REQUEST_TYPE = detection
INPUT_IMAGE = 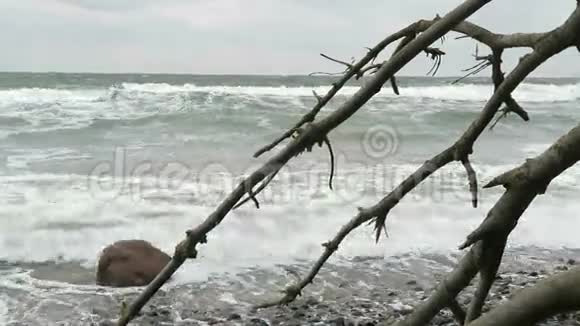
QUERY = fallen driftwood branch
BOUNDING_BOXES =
[395,121,580,326]
[116,1,580,325]
[469,266,580,326]
[256,4,580,311]
[116,0,493,324]
[254,4,558,160]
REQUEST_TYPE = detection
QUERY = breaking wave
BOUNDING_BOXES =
[0,81,578,106]
[114,81,580,102]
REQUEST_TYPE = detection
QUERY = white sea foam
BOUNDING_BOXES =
[0,75,578,325]
[0,296,8,326]
[0,82,578,108]
[1,161,579,280]
[5,148,91,170]
[0,87,103,105]
[118,82,580,102]
[0,81,577,141]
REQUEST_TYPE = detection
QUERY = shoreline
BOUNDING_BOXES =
[2,246,579,325]
[98,257,580,325]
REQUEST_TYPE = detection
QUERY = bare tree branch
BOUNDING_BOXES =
[308,71,345,77]
[233,168,282,210]
[376,13,578,241]
[465,238,506,323]
[312,90,323,104]
[464,122,580,325]
[398,118,580,325]
[255,3,580,315]
[448,298,467,325]
[254,219,353,309]
[469,266,580,326]
[253,3,556,159]
[489,49,530,129]
[452,44,493,84]
[454,46,529,130]
[358,63,383,77]
[385,33,417,94]
[117,1,497,324]
[462,157,478,208]
[252,24,421,158]
[319,53,354,71]
[323,136,335,190]
[395,245,481,326]
[424,47,446,76]
[114,2,580,325]
[420,19,547,49]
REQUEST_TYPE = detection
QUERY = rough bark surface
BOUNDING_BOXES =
[117,1,494,324]
[114,1,580,325]
[395,108,580,326]
[469,267,580,326]
[259,4,580,313]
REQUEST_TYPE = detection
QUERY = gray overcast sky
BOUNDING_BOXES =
[0,0,578,76]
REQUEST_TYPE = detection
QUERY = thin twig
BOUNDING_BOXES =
[320,53,354,70]
[254,215,364,309]
[448,298,466,325]
[233,169,281,210]
[455,34,471,40]
[118,4,580,325]
[248,186,260,208]
[323,137,335,190]
[461,157,478,208]
[425,47,446,76]
[489,49,530,128]
[358,63,383,77]
[452,46,492,84]
[387,34,417,94]
[312,90,323,104]
[254,13,553,159]
[255,10,580,312]
[308,71,345,76]
[252,25,419,158]
[489,108,509,130]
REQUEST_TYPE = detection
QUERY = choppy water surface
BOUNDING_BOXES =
[0,73,579,324]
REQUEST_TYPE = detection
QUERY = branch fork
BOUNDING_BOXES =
[117,2,580,325]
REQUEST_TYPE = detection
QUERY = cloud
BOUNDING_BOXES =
[0,0,578,76]
[151,0,347,33]
[56,0,159,12]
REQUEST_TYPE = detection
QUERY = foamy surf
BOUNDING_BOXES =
[113,81,580,102]
[0,296,8,326]
[0,81,579,107]
[1,73,579,324]
[1,162,579,267]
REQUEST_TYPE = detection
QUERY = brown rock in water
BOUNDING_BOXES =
[96,240,171,287]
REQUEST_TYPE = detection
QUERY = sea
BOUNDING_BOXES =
[0,72,579,325]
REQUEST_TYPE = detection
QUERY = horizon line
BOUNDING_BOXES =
[0,70,578,79]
